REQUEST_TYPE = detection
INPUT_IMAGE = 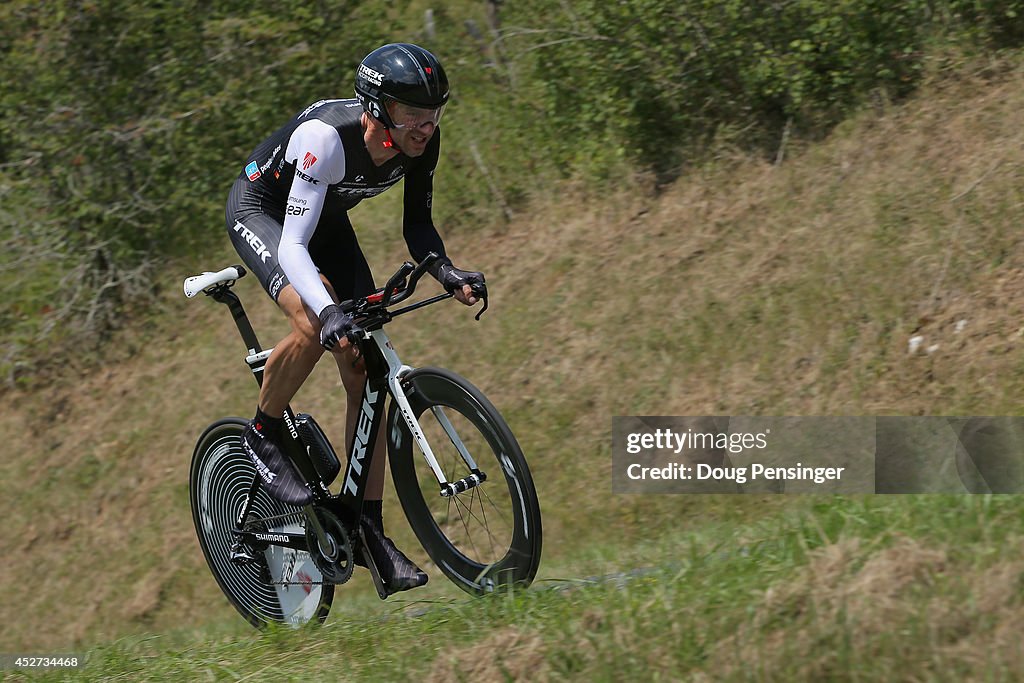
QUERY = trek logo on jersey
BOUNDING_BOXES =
[245,161,261,181]
[295,169,319,185]
[331,185,388,200]
[359,63,384,86]
[302,152,317,170]
[232,221,272,264]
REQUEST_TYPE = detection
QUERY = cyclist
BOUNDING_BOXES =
[224,43,485,593]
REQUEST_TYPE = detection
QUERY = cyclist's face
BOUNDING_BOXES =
[387,101,443,157]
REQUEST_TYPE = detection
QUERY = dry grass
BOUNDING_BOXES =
[703,535,1024,681]
[425,626,550,683]
[3,56,1024,653]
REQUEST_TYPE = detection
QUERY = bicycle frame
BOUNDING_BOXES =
[202,261,480,579]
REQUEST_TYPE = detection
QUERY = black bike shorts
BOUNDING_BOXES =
[224,175,376,305]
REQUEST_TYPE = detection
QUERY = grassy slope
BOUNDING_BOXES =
[3,55,1024,678]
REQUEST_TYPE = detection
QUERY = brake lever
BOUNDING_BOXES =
[473,284,488,321]
[380,262,415,307]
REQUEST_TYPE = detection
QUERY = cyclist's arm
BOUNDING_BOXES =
[278,120,346,317]
[402,127,448,275]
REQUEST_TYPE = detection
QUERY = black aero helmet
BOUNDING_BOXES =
[355,43,449,129]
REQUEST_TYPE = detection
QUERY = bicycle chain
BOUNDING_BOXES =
[241,511,306,531]
[251,546,335,587]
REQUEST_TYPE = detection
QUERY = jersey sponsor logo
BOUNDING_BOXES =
[387,165,404,181]
[331,185,389,200]
[260,144,282,174]
[302,152,317,170]
[269,272,285,298]
[287,195,307,205]
[358,63,384,86]
[245,161,261,181]
[232,220,272,264]
[295,169,319,185]
[286,204,310,217]
[353,175,365,184]
[298,98,344,118]
[345,102,361,108]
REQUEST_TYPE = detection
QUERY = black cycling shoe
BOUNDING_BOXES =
[356,516,428,592]
[241,420,313,507]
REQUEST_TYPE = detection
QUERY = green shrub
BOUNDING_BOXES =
[1,0,1021,382]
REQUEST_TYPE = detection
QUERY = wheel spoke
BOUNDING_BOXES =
[449,489,505,557]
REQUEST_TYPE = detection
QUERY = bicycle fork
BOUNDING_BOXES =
[371,330,488,497]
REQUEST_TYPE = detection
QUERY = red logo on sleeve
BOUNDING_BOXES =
[302,152,318,170]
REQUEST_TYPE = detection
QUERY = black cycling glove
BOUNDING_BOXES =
[318,304,362,351]
[436,259,486,296]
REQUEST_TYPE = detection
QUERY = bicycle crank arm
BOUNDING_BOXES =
[357,527,392,600]
[303,505,333,554]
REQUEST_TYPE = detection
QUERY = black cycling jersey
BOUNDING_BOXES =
[225,98,446,312]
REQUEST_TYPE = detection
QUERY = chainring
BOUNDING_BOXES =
[305,507,354,585]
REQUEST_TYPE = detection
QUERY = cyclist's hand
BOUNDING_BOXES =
[318,304,362,351]
[439,264,486,306]
[454,284,479,305]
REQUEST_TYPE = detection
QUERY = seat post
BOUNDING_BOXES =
[211,286,262,355]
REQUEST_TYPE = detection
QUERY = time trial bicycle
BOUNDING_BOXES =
[183,253,542,627]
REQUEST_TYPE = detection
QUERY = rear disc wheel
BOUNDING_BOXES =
[190,418,333,627]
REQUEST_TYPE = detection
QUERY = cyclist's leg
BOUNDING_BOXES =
[259,282,328,416]
[336,353,387,498]
[225,181,323,504]
[266,277,368,456]
[313,216,427,591]
[225,179,334,416]
[308,214,389,501]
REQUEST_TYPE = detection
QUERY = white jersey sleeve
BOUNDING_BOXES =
[278,119,347,317]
